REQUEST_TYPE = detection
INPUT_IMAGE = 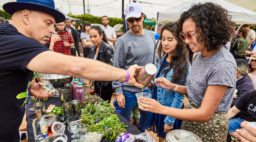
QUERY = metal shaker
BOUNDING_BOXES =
[135,63,157,88]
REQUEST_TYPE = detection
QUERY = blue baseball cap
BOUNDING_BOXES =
[3,0,65,23]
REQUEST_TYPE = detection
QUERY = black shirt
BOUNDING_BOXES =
[236,90,256,121]
[0,23,48,140]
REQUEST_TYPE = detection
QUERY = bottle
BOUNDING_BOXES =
[75,83,85,103]
[72,78,79,100]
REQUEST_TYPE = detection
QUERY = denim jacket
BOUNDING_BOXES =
[154,55,190,126]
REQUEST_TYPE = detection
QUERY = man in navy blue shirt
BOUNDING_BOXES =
[1,0,142,141]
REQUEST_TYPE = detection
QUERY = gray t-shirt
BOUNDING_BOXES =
[80,32,91,48]
[187,47,237,112]
[101,25,116,47]
[112,30,156,94]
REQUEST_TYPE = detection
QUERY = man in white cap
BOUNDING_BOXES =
[0,0,142,141]
[112,2,156,131]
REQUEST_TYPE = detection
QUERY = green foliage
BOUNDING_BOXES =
[68,14,124,27]
[81,95,127,140]
[0,10,11,19]
[68,14,156,31]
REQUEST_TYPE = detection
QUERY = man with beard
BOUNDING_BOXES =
[0,0,143,141]
[112,2,156,131]
[101,15,117,49]
[49,22,74,55]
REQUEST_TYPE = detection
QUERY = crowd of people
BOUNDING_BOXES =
[1,0,256,141]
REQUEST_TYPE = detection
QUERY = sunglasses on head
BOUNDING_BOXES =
[127,17,142,23]
[179,31,196,41]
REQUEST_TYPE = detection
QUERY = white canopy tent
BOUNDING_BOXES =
[157,0,256,24]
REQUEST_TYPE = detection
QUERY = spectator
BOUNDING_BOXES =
[245,40,256,56]
[65,18,80,56]
[71,19,76,29]
[242,24,256,47]
[88,26,114,101]
[232,59,254,106]
[49,22,74,55]
[139,3,236,142]
[228,90,256,141]
[229,22,238,54]
[81,22,93,57]
[236,28,249,59]
[77,25,82,41]
[150,23,190,141]
[77,24,83,55]
[101,15,117,49]
[112,2,156,131]
[248,56,256,88]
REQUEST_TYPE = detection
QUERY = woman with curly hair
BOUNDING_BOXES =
[139,3,237,142]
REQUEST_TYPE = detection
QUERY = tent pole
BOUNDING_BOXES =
[155,12,159,33]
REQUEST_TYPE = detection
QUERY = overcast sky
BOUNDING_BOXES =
[0,0,187,19]
[54,0,189,19]
[0,0,255,19]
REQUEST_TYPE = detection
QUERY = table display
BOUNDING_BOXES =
[26,76,141,142]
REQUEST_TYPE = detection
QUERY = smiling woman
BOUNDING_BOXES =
[149,23,190,141]
[88,25,114,101]
[139,2,237,142]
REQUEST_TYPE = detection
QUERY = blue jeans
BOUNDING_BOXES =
[114,90,153,132]
[228,118,244,134]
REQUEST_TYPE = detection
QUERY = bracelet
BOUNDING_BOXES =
[125,70,130,82]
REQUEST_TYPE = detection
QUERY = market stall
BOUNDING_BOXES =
[25,74,142,142]
[26,97,141,142]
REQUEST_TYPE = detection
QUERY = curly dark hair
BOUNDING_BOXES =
[176,2,233,51]
[158,23,189,84]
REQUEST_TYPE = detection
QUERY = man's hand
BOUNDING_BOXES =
[116,94,125,108]
[236,121,256,142]
[51,33,61,43]
[164,123,173,133]
[126,65,144,88]
[30,80,52,99]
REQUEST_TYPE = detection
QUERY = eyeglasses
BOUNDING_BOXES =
[179,31,196,41]
[127,17,142,23]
